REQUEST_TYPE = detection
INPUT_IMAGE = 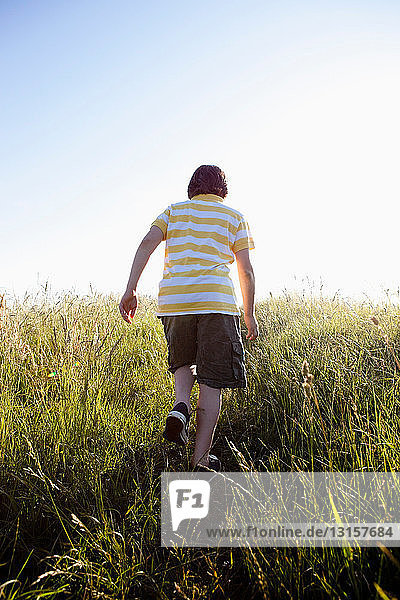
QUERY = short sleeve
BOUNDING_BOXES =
[232,215,255,253]
[150,206,170,241]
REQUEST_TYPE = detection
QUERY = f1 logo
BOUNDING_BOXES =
[169,480,210,531]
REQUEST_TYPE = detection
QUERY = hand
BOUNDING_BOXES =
[119,290,138,323]
[244,313,259,341]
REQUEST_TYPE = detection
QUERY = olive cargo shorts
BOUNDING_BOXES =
[159,313,247,389]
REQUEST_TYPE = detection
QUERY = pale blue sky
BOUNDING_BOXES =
[2,1,400,303]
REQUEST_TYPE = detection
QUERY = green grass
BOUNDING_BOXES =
[1,289,400,599]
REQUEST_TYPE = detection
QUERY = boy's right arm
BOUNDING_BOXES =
[119,225,163,323]
[234,248,259,340]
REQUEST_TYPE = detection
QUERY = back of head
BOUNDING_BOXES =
[188,165,228,199]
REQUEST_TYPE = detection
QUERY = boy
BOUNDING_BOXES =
[119,165,258,471]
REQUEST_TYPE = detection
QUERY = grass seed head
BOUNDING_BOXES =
[302,360,310,378]
[302,361,315,401]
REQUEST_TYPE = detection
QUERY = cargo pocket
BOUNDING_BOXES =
[231,341,245,381]
[200,340,233,380]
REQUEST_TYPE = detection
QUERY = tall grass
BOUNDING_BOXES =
[0,288,400,599]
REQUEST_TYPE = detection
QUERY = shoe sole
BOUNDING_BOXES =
[194,456,221,472]
[163,412,188,445]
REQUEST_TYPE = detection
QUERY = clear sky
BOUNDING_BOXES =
[1,0,400,304]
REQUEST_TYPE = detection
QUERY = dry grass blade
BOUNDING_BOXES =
[371,316,400,373]
[301,360,329,447]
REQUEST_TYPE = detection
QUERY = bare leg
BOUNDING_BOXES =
[173,365,195,413]
[190,384,221,468]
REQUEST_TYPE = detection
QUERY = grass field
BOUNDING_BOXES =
[1,289,400,599]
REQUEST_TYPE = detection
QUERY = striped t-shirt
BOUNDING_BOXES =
[150,193,255,316]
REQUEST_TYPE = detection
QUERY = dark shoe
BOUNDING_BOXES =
[163,402,190,446]
[193,454,221,472]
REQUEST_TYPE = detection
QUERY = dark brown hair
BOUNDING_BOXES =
[187,165,228,199]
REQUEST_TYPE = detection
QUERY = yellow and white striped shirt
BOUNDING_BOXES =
[151,194,255,316]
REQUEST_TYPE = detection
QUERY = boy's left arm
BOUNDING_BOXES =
[119,225,163,323]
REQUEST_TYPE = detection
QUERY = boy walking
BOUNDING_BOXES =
[119,165,258,471]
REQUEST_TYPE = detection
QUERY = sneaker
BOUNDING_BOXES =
[163,402,191,446]
[193,454,221,472]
